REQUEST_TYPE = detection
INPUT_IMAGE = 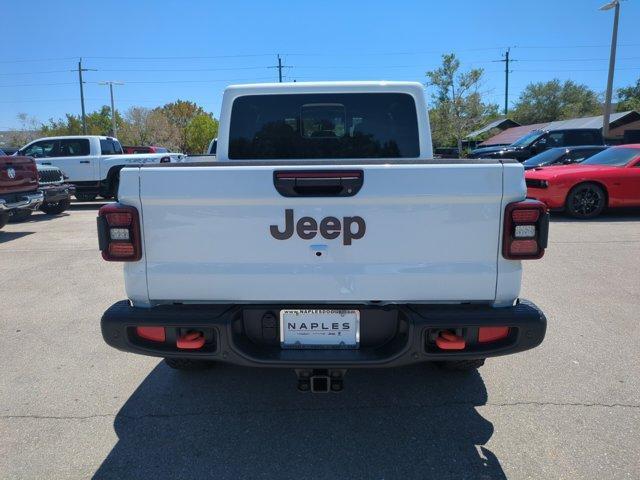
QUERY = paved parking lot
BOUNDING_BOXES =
[1,203,639,479]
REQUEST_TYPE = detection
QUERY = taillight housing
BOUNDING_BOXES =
[97,203,142,261]
[502,200,549,260]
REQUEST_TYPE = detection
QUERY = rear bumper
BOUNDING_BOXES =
[0,191,44,212]
[40,183,75,203]
[101,300,547,368]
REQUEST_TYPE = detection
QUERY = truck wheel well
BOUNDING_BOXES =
[106,166,124,193]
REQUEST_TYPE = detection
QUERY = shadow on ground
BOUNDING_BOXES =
[550,208,640,223]
[9,212,69,224]
[94,363,505,480]
[0,230,34,243]
[69,201,109,210]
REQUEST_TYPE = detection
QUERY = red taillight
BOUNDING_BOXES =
[136,326,165,342]
[478,327,510,343]
[105,212,133,226]
[98,203,142,262]
[503,200,549,260]
[511,209,539,223]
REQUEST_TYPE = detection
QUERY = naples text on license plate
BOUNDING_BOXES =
[280,309,360,349]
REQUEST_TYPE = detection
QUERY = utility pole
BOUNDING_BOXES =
[503,48,510,116]
[600,0,621,139]
[268,54,292,82]
[493,48,515,116]
[99,81,124,136]
[74,59,97,134]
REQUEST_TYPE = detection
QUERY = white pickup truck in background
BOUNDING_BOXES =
[98,81,548,392]
[17,135,184,200]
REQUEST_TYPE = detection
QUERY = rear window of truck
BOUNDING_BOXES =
[228,93,420,159]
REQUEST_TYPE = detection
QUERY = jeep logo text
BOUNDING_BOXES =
[270,209,366,245]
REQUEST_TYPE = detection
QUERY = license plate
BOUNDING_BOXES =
[280,309,360,349]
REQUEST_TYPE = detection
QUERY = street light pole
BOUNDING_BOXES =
[600,0,621,139]
[98,81,124,136]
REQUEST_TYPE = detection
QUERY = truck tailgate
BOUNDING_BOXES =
[139,162,505,303]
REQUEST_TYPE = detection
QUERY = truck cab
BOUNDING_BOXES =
[18,135,183,200]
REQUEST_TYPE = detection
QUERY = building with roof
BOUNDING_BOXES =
[477,111,640,147]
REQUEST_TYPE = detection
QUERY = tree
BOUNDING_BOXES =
[426,53,499,152]
[160,100,208,152]
[117,107,177,149]
[616,77,640,112]
[40,106,124,137]
[511,79,601,124]
[8,113,40,146]
[184,115,219,154]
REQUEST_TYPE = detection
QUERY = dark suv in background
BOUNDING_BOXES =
[468,128,604,161]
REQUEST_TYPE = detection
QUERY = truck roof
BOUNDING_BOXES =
[224,81,425,95]
[27,135,117,142]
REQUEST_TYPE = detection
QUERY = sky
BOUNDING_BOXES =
[2,0,639,131]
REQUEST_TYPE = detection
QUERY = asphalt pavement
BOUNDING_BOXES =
[1,203,639,479]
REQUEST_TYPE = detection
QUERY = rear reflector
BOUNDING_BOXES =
[503,200,549,260]
[98,203,142,262]
[435,331,466,350]
[136,326,166,342]
[177,331,206,350]
[478,327,510,343]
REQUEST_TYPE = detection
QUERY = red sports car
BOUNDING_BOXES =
[525,144,640,218]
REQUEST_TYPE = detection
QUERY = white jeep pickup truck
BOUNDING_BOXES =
[17,135,184,201]
[98,82,548,392]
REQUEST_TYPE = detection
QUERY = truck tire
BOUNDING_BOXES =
[164,358,215,370]
[41,199,71,215]
[565,182,606,219]
[8,209,32,223]
[0,213,8,229]
[75,193,97,202]
[436,359,485,371]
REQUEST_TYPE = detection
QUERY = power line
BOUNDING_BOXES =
[0,57,77,64]
[0,82,76,88]
[2,43,640,64]
[84,53,275,60]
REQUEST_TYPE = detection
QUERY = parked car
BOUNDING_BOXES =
[16,136,184,201]
[469,128,604,161]
[0,155,43,227]
[37,164,75,215]
[525,144,640,218]
[122,145,169,154]
[523,146,608,170]
[98,81,548,391]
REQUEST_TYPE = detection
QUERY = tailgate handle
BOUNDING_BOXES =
[274,170,363,197]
